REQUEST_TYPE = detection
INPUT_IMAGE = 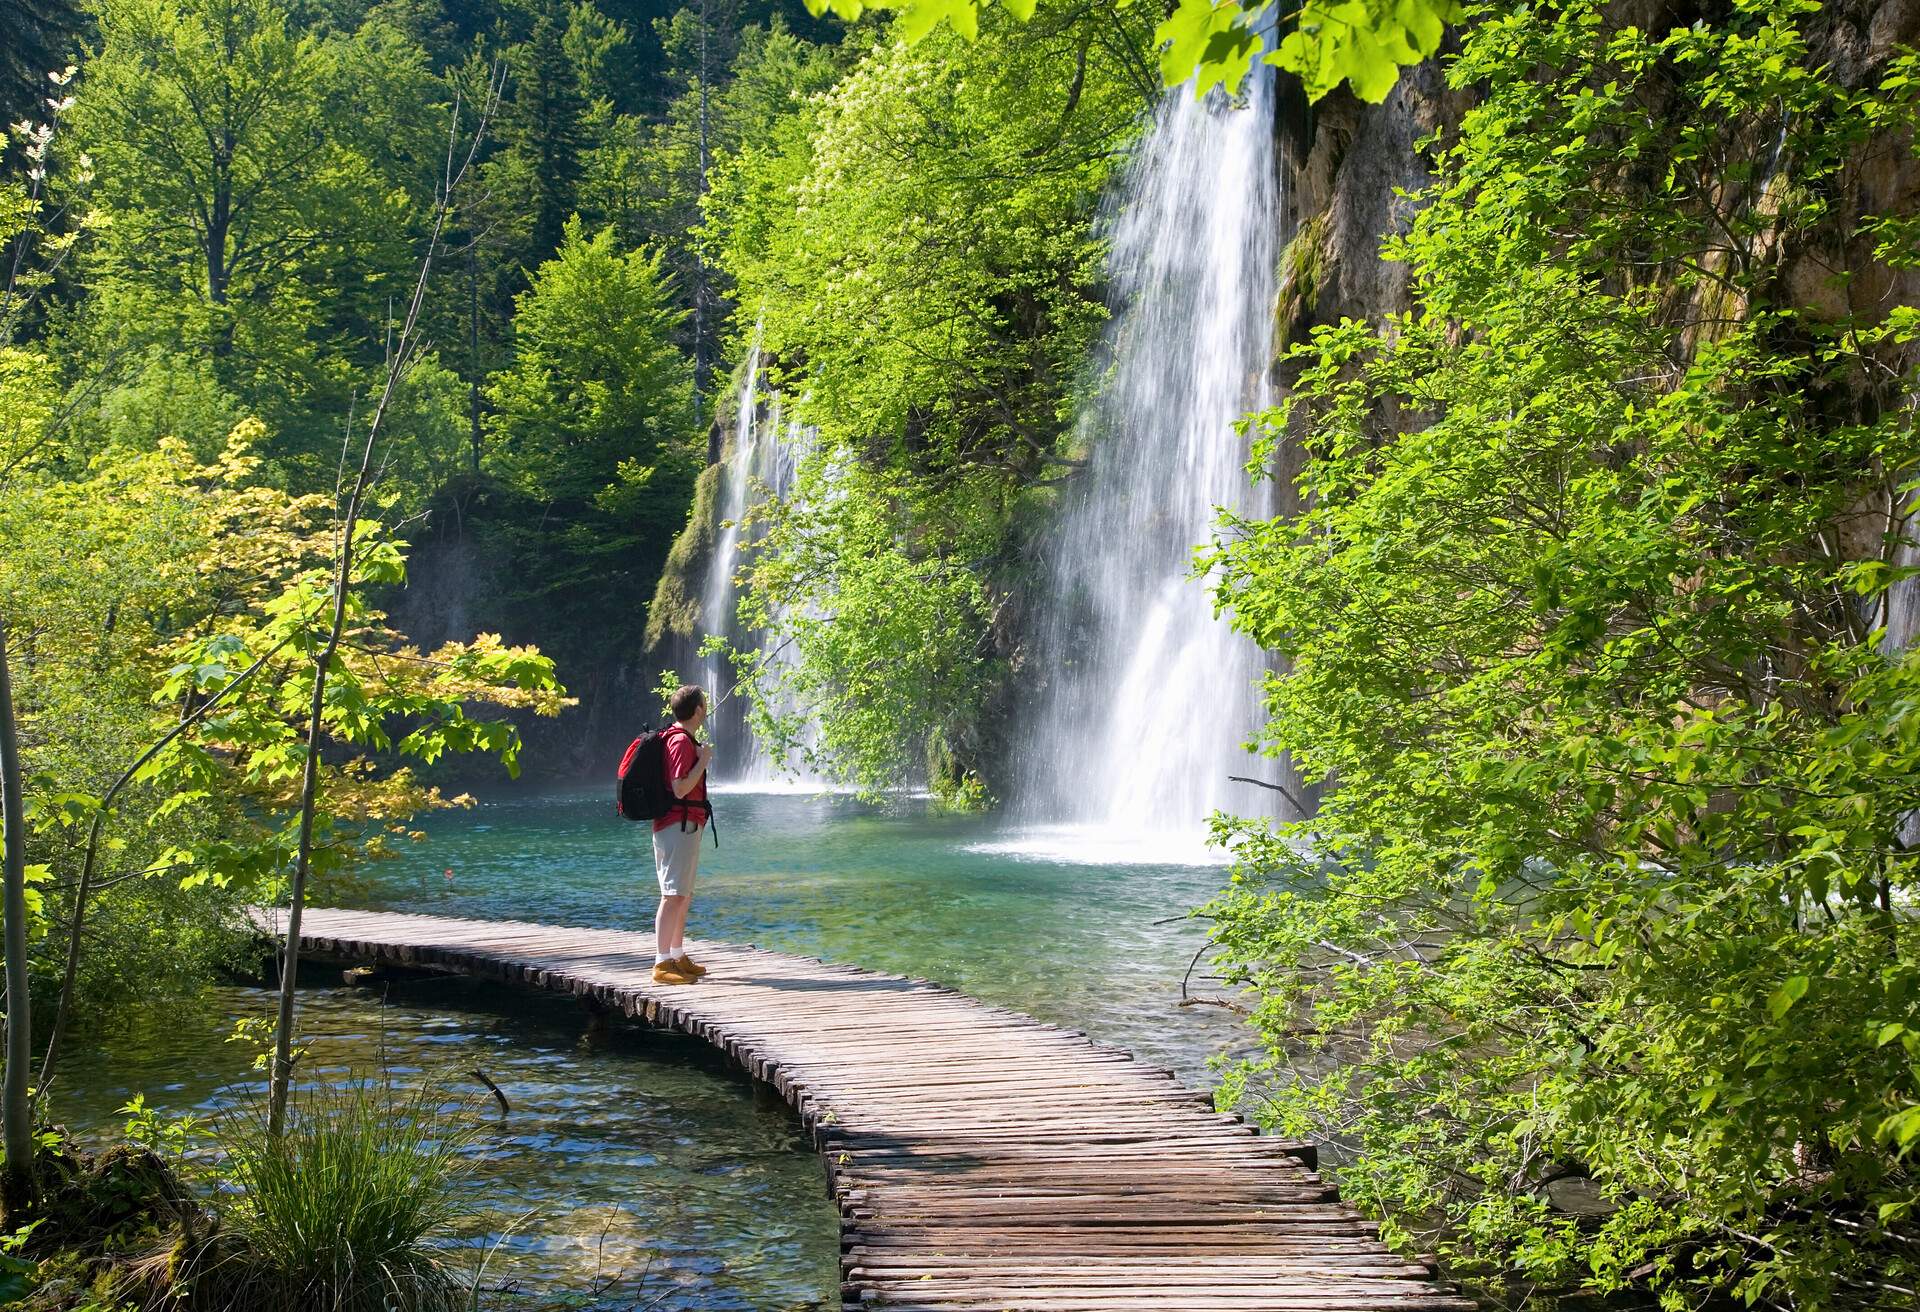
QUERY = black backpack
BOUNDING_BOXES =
[615,723,717,844]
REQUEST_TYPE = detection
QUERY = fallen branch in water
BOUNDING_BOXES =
[469,1067,511,1116]
[1177,996,1251,1016]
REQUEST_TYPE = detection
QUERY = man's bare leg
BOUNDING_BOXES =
[656,893,690,961]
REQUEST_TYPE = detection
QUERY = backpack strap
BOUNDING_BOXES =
[661,724,718,848]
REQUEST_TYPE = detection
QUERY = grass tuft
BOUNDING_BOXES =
[183,1078,484,1312]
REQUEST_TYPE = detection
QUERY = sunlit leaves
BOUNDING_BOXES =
[894,0,979,43]
[1265,0,1462,102]
[0,347,62,474]
[800,0,1458,102]
[1154,0,1259,98]
[1766,973,1811,1020]
[4,411,570,1015]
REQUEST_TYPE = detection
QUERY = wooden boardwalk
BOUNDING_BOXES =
[270,908,1472,1312]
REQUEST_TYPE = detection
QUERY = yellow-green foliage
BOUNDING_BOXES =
[3,415,567,1019]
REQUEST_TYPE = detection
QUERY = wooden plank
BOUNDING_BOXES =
[260,907,1470,1311]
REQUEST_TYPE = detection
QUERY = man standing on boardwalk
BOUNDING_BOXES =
[653,684,713,985]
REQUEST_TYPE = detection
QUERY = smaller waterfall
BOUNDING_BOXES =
[697,338,827,788]
[698,334,764,690]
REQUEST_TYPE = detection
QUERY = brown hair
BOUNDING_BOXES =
[668,684,705,722]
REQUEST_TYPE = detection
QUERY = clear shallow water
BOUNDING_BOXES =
[65,786,1249,1309]
[61,978,838,1310]
[381,788,1246,1075]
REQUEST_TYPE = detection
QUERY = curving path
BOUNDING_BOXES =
[266,907,1474,1312]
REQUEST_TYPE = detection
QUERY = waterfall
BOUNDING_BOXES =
[1886,497,1919,847]
[698,332,763,700]
[1005,78,1283,860]
[697,332,827,788]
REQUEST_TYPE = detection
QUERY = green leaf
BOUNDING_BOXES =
[1154,0,1244,90]
[897,0,964,44]
[1196,24,1261,97]
[1877,1106,1920,1153]
[1766,974,1810,1020]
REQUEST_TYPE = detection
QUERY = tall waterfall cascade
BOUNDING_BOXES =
[697,332,826,789]
[1002,78,1283,861]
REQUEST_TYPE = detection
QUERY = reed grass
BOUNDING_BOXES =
[190,1078,485,1312]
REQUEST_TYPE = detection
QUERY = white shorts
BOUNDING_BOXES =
[652,822,702,897]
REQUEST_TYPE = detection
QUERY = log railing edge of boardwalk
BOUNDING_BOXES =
[259,907,1477,1312]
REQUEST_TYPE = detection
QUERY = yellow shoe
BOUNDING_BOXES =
[652,960,695,985]
[675,954,709,978]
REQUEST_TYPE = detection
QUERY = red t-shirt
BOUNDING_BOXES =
[652,725,708,832]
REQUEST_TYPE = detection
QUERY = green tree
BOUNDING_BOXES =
[731,461,1002,798]
[1202,2,1920,1305]
[496,0,590,262]
[484,217,698,643]
[438,47,523,474]
[488,217,693,502]
[695,3,1152,796]
[563,0,637,106]
[665,8,844,418]
[69,0,443,479]
[4,417,568,1108]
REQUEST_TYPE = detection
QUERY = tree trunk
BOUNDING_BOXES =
[207,159,234,361]
[468,242,483,475]
[265,567,350,1136]
[693,0,713,436]
[0,617,35,1212]
[207,157,231,308]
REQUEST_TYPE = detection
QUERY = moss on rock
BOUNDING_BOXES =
[1273,212,1328,360]
[644,459,726,652]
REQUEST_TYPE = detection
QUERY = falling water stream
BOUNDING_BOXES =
[698,329,826,788]
[698,84,1285,847]
[999,78,1283,860]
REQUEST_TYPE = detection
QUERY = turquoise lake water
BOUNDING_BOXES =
[63,786,1252,1309]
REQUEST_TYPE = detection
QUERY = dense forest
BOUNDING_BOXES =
[3,0,1919,1309]
[3,0,840,1054]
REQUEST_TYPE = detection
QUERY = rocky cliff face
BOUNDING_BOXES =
[1277,1,1920,337]
[1272,57,1464,348]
